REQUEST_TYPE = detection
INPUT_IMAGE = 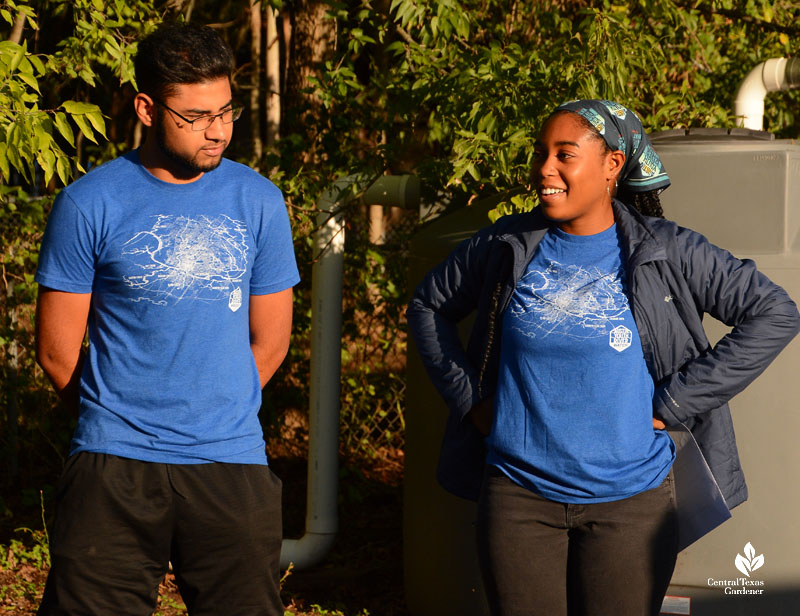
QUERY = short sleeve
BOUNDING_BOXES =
[249,193,300,295]
[35,189,96,293]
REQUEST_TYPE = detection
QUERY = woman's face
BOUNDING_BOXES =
[531,112,624,235]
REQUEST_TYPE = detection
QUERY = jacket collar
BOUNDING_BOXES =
[495,211,549,282]
[611,199,668,268]
[494,199,667,273]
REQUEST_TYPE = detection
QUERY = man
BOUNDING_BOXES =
[34,22,298,615]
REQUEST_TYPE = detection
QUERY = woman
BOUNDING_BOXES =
[406,100,800,615]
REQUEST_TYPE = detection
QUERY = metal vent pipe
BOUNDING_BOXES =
[735,57,800,130]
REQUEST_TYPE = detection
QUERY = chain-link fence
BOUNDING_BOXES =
[335,205,421,474]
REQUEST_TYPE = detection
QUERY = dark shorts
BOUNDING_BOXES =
[476,466,678,616]
[38,452,283,616]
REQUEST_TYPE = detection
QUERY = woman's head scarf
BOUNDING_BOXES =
[555,99,670,194]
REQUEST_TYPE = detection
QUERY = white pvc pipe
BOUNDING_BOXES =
[279,175,420,570]
[280,178,348,570]
[735,57,800,130]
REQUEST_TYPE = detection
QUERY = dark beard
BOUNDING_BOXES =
[155,115,224,176]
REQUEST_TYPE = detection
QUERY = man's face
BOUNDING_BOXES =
[154,77,234,176]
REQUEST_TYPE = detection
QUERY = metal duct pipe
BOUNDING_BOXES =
[280,174,420,570]
[735,57,800,130]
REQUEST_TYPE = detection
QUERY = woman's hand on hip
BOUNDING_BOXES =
[468,397,494,436]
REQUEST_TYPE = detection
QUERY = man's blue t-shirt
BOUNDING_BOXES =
[486,224,675,503]
[35,151,300,465]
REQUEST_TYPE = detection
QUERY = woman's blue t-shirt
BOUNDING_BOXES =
[486,224,675,503]
[35,151,300,465]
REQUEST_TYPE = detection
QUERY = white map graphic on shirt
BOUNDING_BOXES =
[121,214,248,306]
[510,260,629,339]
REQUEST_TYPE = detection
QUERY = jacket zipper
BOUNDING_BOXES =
[477,281,503,400]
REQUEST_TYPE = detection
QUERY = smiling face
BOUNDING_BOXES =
[531,111,624,235]
[135,77,234,183]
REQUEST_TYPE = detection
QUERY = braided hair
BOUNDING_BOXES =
[616,187,664,219]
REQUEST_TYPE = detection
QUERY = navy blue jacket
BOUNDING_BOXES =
[407,201,800,507]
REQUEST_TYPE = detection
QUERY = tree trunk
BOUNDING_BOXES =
[283,0,336,162]
[265,5,280,148]
[249,0,263,160]
[286,0,333,93]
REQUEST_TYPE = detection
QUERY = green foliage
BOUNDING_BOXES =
[0,528,48,608]
[49,0,162,89]
[0,37,92,186]
[0,1,163,189]
[307,0,799,204]
[0,528,49,570]
[153,595,188,615]
[0,0,35,28]
[0,492,50,609]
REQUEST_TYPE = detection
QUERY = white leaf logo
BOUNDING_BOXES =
[735,542,765,577]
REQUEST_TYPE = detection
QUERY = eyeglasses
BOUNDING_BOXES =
[155,100,243,131]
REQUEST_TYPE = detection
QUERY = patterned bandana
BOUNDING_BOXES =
[555,99,670,194]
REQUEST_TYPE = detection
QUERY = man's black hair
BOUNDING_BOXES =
[134,22,234,100]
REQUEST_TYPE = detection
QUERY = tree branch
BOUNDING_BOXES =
[676,1,800,37]
[8,12,26,44]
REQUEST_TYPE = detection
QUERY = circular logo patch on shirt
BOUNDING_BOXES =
[609,325,632,352]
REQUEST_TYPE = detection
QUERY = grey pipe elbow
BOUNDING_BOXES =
[280,532,338,570]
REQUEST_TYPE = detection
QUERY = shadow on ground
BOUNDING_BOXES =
[273,453,406,616]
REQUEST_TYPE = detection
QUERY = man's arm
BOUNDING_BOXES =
[35,287,92,417]
[250,288,293,389]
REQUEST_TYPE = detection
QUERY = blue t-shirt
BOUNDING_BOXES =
[35,151,300,465]
[486,224,675,503]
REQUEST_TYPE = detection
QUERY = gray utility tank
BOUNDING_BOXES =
[404,129,800,616]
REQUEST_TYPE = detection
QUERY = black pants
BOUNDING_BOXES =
[476,467,678,616]
[38,452,284,616]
